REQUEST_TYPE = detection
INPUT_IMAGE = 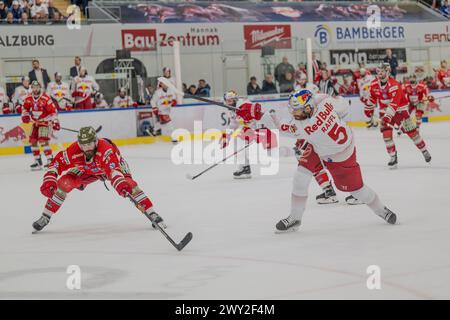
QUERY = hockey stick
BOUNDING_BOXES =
[157,77,237,111]
[186,141,254,180]
[61,125,103,133]
[126,193,193,251]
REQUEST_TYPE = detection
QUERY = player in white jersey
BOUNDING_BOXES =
[0,85,10,114]
[71,67,99,109]
[150,80,177,143]
[112,87,135,108]
[219,90,275,179]
[12,76,32,113]
[93,93,109,109]
[47,72,72,111]
[357,68,377,128]
[270,89,397,232]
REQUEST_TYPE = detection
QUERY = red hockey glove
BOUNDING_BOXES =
[381,106,396,124]
[40,171,58,198]
[219,133,230,149]
[21,114,31,124]
[15,105,22,114]
[171,99,177,107]
[52,120,60,131]
[2,103,11,114]
[111,173,132,197]
[132,102,138,107]
[152,107,159,117]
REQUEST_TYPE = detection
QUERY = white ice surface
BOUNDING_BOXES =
[1,123,450,300]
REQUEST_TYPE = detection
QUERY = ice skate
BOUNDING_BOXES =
[233,165,251,179]
[316,185,338,204]
[145,211,167,229]
[388,152,398,169]
[30,157,43,171]
[275,216,301,233]
[345,195,364,205]
[422,150,432,163]
[376,207,397,225]
[32,213,51,232]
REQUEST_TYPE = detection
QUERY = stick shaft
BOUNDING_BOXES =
[191,142,253,180]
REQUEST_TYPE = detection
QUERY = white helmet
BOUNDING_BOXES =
[223,90,238,101]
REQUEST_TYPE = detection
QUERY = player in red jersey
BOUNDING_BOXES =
[403,75,429,128]
[22,81,60,170]
[32,126,166,232]
[366,63,431,168]
[435,60,450,89]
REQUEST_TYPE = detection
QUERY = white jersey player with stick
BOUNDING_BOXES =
[270,89,397,232]
[151,80,178,143]
[47,72,72,111]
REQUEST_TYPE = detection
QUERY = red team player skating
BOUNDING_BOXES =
[22,81,60,170]
[32,127,166,232]
[270,89,397,232]
[403,74,429,128]
[365,63,432,168]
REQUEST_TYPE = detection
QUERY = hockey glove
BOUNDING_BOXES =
[40,171,58,198]
[111,172,132,197]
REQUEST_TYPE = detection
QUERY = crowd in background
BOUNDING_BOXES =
[424,0,450,17]
[0,0,67,24]
[246,49,450,97]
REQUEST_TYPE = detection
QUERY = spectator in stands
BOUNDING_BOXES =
[70,56,83,78]
[247,76,262,96]
[195,79,211,97]
[261,74,277,94]
[145,84,155,104]
[187,85,197,96]
[6,11,14,23]
[9,1,22,22]
[440,0,450,15]
[338,74,358,95]
[383,49,398,78]
[0,1,8,20]
[274,56,295,88]
[48,0,63,22]
[29,59,50,88]
[318,69,337,96]
[295,62,307,80]
[311,52,322,83]
[30,0,48,21]
[279,71,295,93]
[20,10,27,24]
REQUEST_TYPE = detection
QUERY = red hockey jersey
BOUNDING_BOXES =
[403,82,429,106]
[47,139,128,180]
[22,93,57,124]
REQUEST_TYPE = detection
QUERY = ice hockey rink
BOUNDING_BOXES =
[1,123,449,300]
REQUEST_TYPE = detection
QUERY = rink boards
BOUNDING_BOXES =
[1,90,449,155]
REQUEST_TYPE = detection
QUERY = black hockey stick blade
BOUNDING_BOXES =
[95,125,103,133]
[176,232,193,251]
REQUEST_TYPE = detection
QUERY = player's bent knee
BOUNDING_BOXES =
[292,166,313,197]
[351,185,376,204]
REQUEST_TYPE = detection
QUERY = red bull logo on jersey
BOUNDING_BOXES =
[304,102,335,135]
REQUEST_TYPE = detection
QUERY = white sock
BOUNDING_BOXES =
[290,194,307,221]
[351,185,385,216]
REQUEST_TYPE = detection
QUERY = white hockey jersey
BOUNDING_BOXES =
[47,81,71,110]
[357,74,374,100]
[150,87,176,116]
[72,76,99,102]
[274,94,354,162]
[112,95,134,108]
[11,85,31,106]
